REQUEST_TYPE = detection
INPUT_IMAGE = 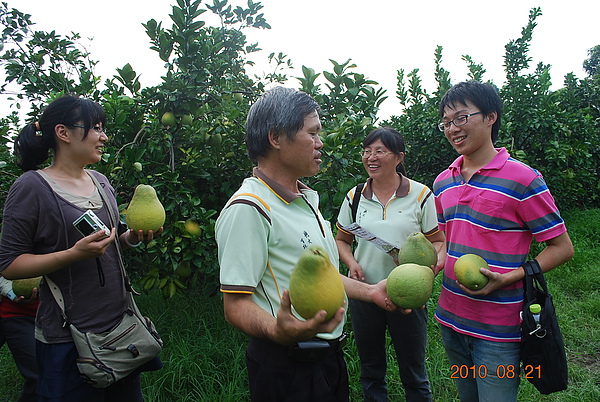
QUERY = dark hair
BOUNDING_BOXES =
[363,127,407,176]
[438,81,503,142]
[14,95,107,171]
[245,86,319,162]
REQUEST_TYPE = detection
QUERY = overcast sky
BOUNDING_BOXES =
[4,0,599,120]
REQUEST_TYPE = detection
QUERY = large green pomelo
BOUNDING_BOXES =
[397,232,437,267]
[454,254,490,290]
[386,263,434,309]
[12,276,42,298]
[125,184,166,233]
[289,246,345,321]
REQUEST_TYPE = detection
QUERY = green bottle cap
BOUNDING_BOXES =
[529,303,541,314]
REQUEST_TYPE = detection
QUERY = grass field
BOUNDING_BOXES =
[1,209,599,401]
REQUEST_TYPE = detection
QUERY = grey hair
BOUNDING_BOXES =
[245,86,319,161]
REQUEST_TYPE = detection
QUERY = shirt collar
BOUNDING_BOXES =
[362,174,409,201]
[449,147,509,173]
[252,167,310,204]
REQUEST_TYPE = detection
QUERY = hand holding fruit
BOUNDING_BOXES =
[13,287,39,304]
[371,279,406,313]
[12,277,41,303]
[456,267,508,296]
[453,253,511,296]
[274,289,344,346]
[125,227,163,246]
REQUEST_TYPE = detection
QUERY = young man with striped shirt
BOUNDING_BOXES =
[433,81,574,401]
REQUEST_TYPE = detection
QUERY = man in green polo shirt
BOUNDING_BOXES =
[216,86,398,401]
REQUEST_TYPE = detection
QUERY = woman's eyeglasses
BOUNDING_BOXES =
[71,124,106,134]
[359,149,394,158]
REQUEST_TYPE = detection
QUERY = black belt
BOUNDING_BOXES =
[288,333,347,362]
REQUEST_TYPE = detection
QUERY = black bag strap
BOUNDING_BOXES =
[351,183,365,222]
[523,259,549,302]
[88,172,136,294]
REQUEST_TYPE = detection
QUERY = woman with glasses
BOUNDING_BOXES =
[0,95,162,401]
[335,127,445,401]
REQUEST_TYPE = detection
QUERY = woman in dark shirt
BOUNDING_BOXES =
[0,95,161,401]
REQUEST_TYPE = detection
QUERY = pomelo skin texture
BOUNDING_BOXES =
[12,276,42,298]
[386,263,434,309]
[397,232,437,268]
[454,254,490,290]
[289,245,345,321]
[125,184,166,233]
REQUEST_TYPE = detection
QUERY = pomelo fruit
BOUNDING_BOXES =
[397,232,437,267]
[386,263,434,309]
[174,262,192,279]
[454,254,490,290]
[289,245,344,321]
[12,276,42,298]
[207,133,222,148]
[125,184,166,233]
[184,219,202,237]
[161,112,176,126]
[181,114,193,126]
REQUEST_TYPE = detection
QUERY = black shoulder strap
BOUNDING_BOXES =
[88,172,136,294]
[351,183,365,222]
[523,259,548,301]
[420,189,433,210]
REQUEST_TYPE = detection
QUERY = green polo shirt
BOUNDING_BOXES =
[336,176,438,284]
[216,168,345,339]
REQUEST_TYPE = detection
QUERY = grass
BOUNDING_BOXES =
[1,209,599,401]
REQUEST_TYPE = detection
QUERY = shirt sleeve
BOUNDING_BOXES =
[0,174,43,273]
[216,196,271,292]
[0,275,13,298]
[518,175,567,242]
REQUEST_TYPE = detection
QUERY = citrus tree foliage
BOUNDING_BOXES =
[499,8,599,209]
[101,0,273,297]
[0,116,21,224]
[0,2,100,109]
[385,8,599,210]
[1,3,599,297]
[298,60,387,220]
[583,45,600,77]
[385,46,456,187]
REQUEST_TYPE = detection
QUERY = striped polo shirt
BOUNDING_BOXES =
[433,148,566,342]
[216,167,345,340]
[336,176,439,284]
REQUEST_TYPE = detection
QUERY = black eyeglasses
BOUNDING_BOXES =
[71,124,106,134]
[438,112,482,132]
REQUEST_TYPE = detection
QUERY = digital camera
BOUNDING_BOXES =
[73,210,110,238]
